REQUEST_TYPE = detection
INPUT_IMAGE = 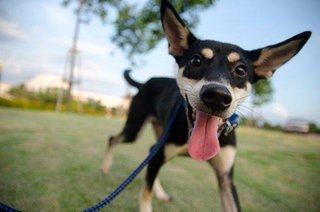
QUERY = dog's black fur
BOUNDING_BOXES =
[101,1,311,211]
[119,69,240,210]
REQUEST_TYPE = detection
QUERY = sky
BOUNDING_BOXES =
[0,0,319,125]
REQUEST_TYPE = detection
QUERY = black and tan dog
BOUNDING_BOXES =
[101,0,311,211]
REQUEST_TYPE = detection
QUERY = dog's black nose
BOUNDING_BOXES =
[200,84,232,110]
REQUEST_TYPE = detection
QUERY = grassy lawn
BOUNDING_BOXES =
[0,107,319,211]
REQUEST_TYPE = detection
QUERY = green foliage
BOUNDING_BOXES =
[252,80,273,106]
[112,0,215,60]
[62,0,121,21]
[2,84,106,114]
[9,84,59,104]
[262,122,282,131]
[62,0,273,105]
[309,122,320,134]
[62,0,216,61]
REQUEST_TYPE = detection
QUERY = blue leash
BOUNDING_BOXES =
[1,100,239,212]
[0,100,183,212]
[0,202,20,212]
[83,99,184,212]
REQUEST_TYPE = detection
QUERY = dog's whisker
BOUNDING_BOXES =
[102,1,311,211]
[234,95,250,102]
[237,105,255,114]
[234,109,247,119]
[237,103,255,111]
[236,105,264,122]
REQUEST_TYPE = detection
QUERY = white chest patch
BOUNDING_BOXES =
[210,146,236,173]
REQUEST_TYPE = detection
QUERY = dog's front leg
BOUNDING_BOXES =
[208,145,240,212]
[100,135,124,174]
[139,144,165,212]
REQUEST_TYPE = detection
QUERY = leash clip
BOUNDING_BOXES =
[223,113,240,136]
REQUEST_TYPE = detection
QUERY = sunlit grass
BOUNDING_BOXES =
[0,108,319,211]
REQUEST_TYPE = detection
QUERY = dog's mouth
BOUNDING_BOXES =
[185,96,227,161]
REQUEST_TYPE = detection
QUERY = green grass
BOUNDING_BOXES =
[1,107,319,211]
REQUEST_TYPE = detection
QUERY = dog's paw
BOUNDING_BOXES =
[100,165,110,175]
[100,138,115,175]
[153,178,171,201]
[100,153,113,175]
[155,193,172,202]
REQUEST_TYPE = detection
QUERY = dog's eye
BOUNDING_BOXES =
[234,65,247,78]
[189,55,202,67]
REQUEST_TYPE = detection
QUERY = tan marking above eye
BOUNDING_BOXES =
[201,48,214,59]
[227,52,240,63]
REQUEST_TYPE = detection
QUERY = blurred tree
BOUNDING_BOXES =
[62,0,274,107]
[309,122,320,134]
[9,84,29,98]
[62,0,216,61]
[252,80,273,106]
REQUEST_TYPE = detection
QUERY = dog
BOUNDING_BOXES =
[101,0,311,211]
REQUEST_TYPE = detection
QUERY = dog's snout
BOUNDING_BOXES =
[200,84,232,110]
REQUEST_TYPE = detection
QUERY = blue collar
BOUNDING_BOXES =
[219,113,240,136]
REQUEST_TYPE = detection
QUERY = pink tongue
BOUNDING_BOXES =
[188,110,220,161]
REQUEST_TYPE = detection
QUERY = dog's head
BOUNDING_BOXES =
[160,0,311,160]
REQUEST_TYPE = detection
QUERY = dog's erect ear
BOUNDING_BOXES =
[249,31,311,80]
[161,0,197,57]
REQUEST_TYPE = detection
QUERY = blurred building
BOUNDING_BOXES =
[0,82,13,99]
[24,74,130,111]
[24,74,68,91]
